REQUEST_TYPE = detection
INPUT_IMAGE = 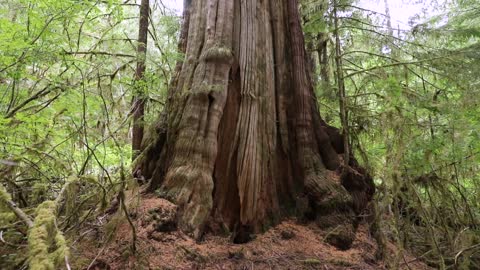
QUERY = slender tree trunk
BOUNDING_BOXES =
[318,33,330,84]
[132,0,149,159]
[136,0,374,250]
[384,0,394,37]
[306,38,318,87]
[333,1,349,165]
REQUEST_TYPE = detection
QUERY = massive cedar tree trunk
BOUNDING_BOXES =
[136,0,374,250]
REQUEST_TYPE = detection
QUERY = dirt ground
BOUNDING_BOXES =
[73,194,431,270]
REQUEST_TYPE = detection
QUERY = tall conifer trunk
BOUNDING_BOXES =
[136,0,374,250]
[132,0,149,159]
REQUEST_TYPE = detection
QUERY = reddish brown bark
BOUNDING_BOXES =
[136,0,374,250]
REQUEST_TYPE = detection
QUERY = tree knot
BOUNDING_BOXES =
[200,45,234,65]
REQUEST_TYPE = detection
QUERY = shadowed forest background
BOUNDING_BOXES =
[0,0,479,269]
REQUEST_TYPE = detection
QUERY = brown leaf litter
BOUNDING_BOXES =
[74,194,432,270]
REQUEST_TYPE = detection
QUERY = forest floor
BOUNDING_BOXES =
[73,194,431,270]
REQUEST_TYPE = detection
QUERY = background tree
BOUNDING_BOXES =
[132,0,150,159]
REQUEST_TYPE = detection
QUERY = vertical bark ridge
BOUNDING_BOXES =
[212,71,241,230]
[159,0,235,238]
[271,3,291,156]
[138,0,193,190]
[287,0,326,178]
[235,0,260,225]
[287,0,356,249]
[232,0,280,227]
[269,0,298,206]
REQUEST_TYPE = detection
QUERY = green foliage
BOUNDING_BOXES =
[303,0,480,267]
[0,0,179,189]
[0,0,180,268]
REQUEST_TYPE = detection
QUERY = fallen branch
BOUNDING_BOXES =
[0,230,25,247]
[455,243,480,265]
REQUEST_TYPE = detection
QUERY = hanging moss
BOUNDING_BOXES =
[28,201,69,270]
[32,182,48,204]
[63,178,79,223]
[80,175,109,211]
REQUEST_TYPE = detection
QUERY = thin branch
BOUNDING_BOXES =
[64,51,135,58]
[344,56,449,79]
